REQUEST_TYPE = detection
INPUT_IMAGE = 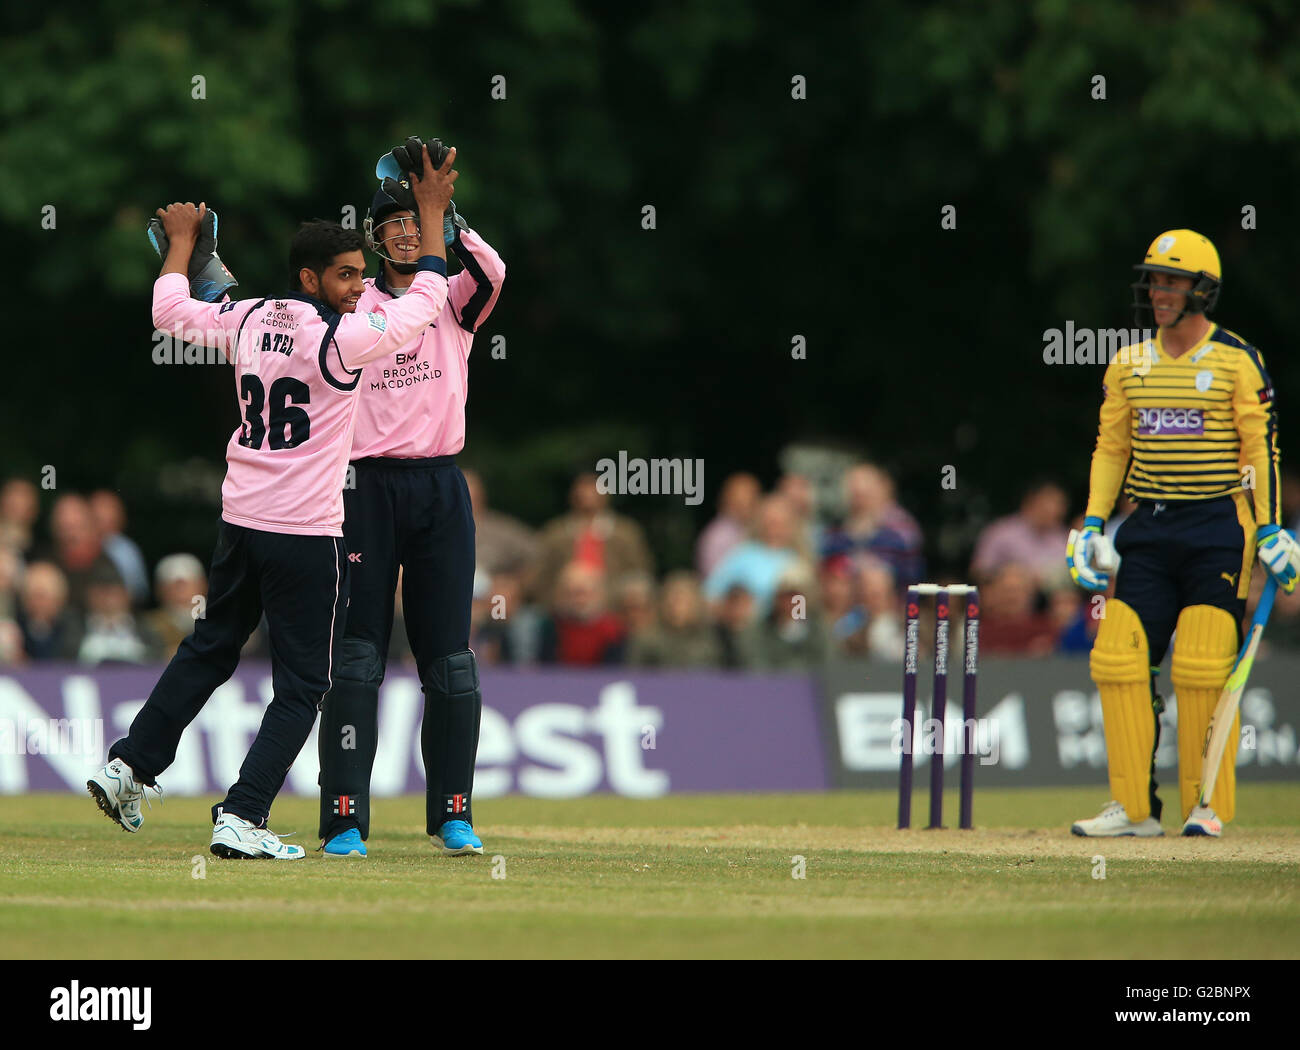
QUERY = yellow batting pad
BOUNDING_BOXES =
[1171,604,1239,822]
[1090,600,1157,821]
[1089,599,1149,685]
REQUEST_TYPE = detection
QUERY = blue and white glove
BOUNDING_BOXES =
[147,208,239,302]
[1067,515,1120,592]
[1255,525,1300,594]
[443,200,468,247]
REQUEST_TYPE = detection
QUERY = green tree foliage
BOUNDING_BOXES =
[2,0,1299,571]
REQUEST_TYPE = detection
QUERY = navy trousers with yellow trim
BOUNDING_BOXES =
[1112,494,1251,661]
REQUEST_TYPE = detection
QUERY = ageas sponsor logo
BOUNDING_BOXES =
[1137,406,1203,436]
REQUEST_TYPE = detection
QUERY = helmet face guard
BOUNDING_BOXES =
[1131,264,1221,329]
[363,210,421,274]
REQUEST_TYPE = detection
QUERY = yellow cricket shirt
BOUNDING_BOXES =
[1086,324,1279,527]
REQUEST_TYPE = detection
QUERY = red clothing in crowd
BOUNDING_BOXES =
[549,614,625,665]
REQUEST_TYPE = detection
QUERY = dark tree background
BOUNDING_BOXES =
[4,0,1300,576]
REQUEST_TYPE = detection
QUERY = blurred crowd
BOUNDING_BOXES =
[4,465,1299,671]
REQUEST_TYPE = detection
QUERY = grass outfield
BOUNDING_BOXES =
[2,785,1298,959]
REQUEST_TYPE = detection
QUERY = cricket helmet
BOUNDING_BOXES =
[363,184,420,274]
[1131,229,1221,327]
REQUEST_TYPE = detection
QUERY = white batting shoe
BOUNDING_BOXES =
[210,810,306,860]
[1070,800,1164,837]
[87,758,160,833]
[1180,805,1223,838]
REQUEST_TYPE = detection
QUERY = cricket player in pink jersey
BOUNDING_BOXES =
[317,136,505,857]
[88,146,459,859]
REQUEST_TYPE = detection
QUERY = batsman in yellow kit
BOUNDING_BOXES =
[1067,229,1300,837]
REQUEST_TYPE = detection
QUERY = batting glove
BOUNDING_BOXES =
[1256,525,1300,594]
[148,209,239,302]
[1067,516,1119,592]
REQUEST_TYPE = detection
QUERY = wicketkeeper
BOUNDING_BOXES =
[1068,229,1299,837]
[316,136,505,857]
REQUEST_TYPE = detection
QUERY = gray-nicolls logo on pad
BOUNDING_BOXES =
[49,981,151,1030]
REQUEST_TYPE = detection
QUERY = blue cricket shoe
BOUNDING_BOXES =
[432,820,483,855]
[323,828,367,857]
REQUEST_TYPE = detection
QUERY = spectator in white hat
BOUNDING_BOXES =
[144,553,208,659]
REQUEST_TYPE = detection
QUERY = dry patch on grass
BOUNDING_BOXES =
[492,823,1300,865]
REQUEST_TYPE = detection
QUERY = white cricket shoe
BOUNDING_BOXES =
[1180,805,1223,838]
[210,809,306,860]
[1070,800,1164,837]
[87,758,160,833]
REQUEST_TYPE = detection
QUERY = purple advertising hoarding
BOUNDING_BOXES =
[0,665,829,797]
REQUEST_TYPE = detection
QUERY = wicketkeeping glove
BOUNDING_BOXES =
[379,175,417,214]
[1255,525,1300,593]
[147,209,239,302]
[377,135,451,213]
[382,135,451,181]
[1067,516,1120,592]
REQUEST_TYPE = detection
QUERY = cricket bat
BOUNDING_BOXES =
[1197,576,1278,807]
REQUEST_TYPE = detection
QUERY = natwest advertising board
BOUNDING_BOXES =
[0,666,829,797]
[8,656,1298,799]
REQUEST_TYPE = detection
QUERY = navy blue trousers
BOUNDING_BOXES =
[1112,494,1251,667]
[342,457,475,669]
[318,457,478,842]
[111,521,348,826]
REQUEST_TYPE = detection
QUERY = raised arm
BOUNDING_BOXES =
[335,145,459,370]
[151,202,254,359]
[447,226,506,334]
[157,201,204,281]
